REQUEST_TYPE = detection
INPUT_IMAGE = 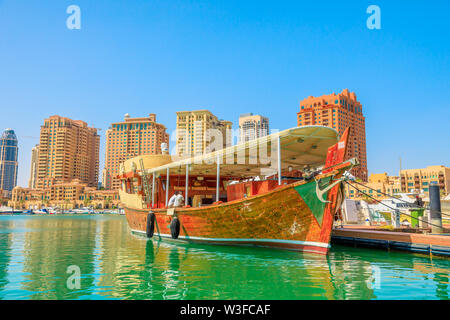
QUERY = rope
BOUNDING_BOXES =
[346,179,450,218]
[343,181,444,229]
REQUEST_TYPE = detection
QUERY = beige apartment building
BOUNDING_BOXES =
[36,116,100,189]
[28,145,39,189]
[345,173,401,200]
[103,113,169,190]
[238,113,269,142]
[176,110,232,157]
[10,180,119,210]
[400,165,450,195]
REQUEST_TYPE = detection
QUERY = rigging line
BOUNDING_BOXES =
[346,179,450,218]
[342,181,444,229]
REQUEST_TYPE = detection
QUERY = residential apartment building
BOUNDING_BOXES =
[345,173,401,200]
[297,89,368,181]
[28,145,39,189]
[0,129,19,197]
[36,116,100,189]
[400,165,450,195]
[103,113,169,190]
[238,113,269,142]
[10,180,119,209]
[176,110,232,157]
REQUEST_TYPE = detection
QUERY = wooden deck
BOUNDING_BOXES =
[332,226,450,257]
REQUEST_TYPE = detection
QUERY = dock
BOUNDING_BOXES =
[332,225,450,257]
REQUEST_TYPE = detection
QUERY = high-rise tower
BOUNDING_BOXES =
[103,113,169,190]
[28,145,39,189]
[36,116,100,189]
[238,113,269,142]
[176,110,232,157]
[297,89,368,181]
[0,129,19,197]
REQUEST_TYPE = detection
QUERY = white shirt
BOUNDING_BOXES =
[174,194,185,207]
[168,194,177,207]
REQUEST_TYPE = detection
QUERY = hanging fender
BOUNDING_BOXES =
[146,212,156,238]
[170,217,180,239]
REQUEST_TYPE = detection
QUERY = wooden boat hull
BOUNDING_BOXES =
[125,178,343,255]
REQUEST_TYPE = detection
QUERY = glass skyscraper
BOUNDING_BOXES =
[0,129,19,197]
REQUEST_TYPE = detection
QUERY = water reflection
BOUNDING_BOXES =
[0,215,448,300]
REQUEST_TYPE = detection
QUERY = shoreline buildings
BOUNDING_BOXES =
[345,173,401,200]
[176,110,232,157]
[10,179,119,210]
[345,166,450,200]
[400,165,450,194]
[297,89,368,181]
[9,116,114,210]
[238,113,269,142]
[0,129,19,198]
[36,116,100,189]
[103,113,169,190]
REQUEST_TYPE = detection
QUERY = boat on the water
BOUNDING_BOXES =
[0,206,23,214]
[73,207,95,214]
[34,208,49,214]
[119,126,356,255]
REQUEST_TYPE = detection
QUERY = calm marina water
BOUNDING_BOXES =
[0,214,448,300]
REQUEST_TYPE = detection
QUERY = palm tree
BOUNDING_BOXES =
[83,197,91,207]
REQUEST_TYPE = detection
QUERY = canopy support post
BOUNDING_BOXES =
[165,167,169,208]
[185,163,189,207]
[277,135,282,185]
[216,154,220,202]
[151,173,155,208]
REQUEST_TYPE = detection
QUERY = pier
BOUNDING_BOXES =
[332,225,450,256]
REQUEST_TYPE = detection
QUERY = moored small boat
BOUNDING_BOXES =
[73,207,94,214]
[34,208,49,214]
[0,206,23,214]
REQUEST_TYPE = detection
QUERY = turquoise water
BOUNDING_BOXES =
[0,214,448,300]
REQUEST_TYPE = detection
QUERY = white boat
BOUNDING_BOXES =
[34,208,50,214]
[0,206,22,214]
[47,207,63,215]
[73,207,95,214]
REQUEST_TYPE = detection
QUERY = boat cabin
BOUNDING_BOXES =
[118,126,342,210]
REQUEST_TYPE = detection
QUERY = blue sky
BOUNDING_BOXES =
[0,0,449,187]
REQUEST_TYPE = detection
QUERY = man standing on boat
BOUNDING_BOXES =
[168,191,185,208]
[174,191,185,207]
[168,192,178,207]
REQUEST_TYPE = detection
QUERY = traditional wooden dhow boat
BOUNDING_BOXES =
[119,126,356,255]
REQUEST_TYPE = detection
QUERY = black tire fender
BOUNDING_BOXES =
[146,212,156,238]
[170,217,180,239]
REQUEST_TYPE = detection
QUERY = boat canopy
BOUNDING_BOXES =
[142,126,338,179]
